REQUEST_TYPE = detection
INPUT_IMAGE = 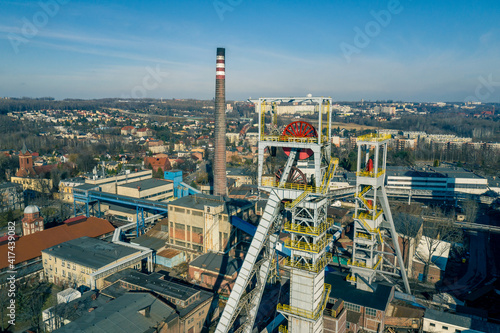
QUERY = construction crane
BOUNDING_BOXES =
[216,96,337,333]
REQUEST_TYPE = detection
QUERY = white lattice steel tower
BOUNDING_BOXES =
[348,134,411,294]
[215,96,338,333]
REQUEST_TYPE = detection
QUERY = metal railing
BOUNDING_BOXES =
[277,284,331,321]
[354,212,384,244]
[284,189,311,209]
[356,232,373,241]
[261,179,320,193]
[284,234,333,254]
[260,135,329,144]
[357,133,391,142]
[346,274,356,282]
[283,253,332,273]
[356,185,372,198]
[284,218,335,236]
[347,256,382,270]
[356,169,386,178]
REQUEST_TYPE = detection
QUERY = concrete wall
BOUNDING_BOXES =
[167,204,232,258]
[42,251,142,289]
[117,181,173,201]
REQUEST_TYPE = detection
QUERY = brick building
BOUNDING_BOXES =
[325,272,394,332]
[101,269,216,333]
[22,205,44,236]
[16,142,36,177]
[188,252,241,295]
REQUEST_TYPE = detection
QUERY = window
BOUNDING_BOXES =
[73,264,76,270]
[62,270,65,277]
[192,226,203,234]
[455,330,461,333]
[430,323,436,327]
[442,326,448,330]
[345,303,361,312]
[44,259,47,264]
[366,308,377,317]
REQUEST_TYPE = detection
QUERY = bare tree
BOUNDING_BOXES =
[463,199,479,223]
[18,281,51,333]
[393,212,423,266]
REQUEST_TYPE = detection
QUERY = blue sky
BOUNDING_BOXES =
[0,0,499,102]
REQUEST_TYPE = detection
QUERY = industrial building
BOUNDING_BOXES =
[82,169,153,194]
[52,292,178,333]
[42,236,153,289]
[423,309,498,333]
[115,178,174,201]
[324,272,394,332]
[101,269,215,333]
[188,252,242,295]
[386,166,488,198]
[167,193,253,260]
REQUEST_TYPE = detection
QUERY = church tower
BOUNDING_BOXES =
[16,142,36,177]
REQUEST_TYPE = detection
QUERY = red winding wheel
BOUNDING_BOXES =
[282,121,317,160]
[275,166,307,185]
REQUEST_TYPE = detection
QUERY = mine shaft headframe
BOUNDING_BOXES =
[250,96,333,144]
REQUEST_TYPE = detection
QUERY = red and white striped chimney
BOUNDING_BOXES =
[214,47,227,196]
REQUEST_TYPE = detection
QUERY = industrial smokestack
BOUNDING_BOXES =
[214,47,227,196]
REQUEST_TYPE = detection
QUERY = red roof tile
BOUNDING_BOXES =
[0,217,115,269]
